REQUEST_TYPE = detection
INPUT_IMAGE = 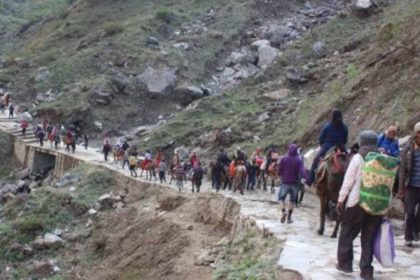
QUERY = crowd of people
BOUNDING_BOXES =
[7,99,420,280]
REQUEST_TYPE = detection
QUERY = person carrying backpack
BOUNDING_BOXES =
[336,130,398,280]
[129,155,138,177]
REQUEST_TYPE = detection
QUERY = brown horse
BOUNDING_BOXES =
[113,147,124,163]
[139,159,157,181]
[314,149,349,238]
[260,153,280,193]
[232,163,247,195]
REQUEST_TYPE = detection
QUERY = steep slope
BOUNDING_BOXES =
[140,0,420,157]
[0,0,317,135]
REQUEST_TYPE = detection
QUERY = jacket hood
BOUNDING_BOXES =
[288,144,299,156]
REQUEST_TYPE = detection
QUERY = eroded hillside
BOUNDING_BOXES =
[140,0,420,157]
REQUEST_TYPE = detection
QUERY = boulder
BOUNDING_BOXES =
[257,112,270,122]
[222,67,236,77]
[356,0,373,9]
[251,39,270,50]
[54,173,81,188]
[265,24,289,46]
[173,84,204,105]
[97,193,122,210]
[173,42,190,50]
[257,45,280,67]
[228,51,249,66]
[137,66,177,95]
[94,121,103,131]
[286,67,308,85]
[312,41,328,58]
[262,88,290,101]
[88,89,113,105]
[43,233,64,249]
[110,71,131,94]
[146,36,160,46]
[33,233,64,250]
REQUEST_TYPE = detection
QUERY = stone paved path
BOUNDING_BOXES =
[1,113,420,280]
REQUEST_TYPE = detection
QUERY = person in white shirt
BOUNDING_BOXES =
[336,130,381,280]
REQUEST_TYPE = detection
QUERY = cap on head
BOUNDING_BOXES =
[358,130,378,148]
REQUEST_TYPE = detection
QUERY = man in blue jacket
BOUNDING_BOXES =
[377,125,399,157]
[307,109,348,186]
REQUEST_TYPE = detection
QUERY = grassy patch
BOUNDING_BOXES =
[213,229,281,280]
[72,165,116,209]
[103,22,124,36]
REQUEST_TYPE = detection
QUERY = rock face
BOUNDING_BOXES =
[137,66,177,95]
[173,85,204,105]
[257,44,280,67]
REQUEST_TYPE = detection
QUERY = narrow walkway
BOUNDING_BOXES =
[1,114,419,280]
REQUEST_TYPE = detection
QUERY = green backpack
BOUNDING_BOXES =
[359,152,399,215]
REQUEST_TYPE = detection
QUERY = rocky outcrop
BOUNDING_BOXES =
[257,44,280,67]
[137,66,177,95]
[173,84,204,105]
[88,89,113,106]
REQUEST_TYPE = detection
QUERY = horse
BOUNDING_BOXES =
[259,153,280,193]
[113,147,124,163]
[232,161,247,195]
[139,158,157,181]
[314,148,349,238]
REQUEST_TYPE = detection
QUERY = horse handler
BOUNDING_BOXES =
[277,144,307,224]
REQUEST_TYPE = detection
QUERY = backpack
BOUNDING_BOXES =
[359,152,399,215]
[129,156,137,166]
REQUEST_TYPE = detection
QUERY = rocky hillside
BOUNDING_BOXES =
[1,0,419,155]
[139,0,420,158]
[0,0,343,136]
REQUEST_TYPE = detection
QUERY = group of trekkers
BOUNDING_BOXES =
[21,118,88,153]
[272,109,419,280]
[0,93,14,119]
[103,136,205,193]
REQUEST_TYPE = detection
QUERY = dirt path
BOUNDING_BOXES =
[1,113,420,280]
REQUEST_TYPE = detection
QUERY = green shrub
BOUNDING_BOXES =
[346,63,359,79]
[14,216,44,234]
[103,22,124,36]
[155,9,175,24]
